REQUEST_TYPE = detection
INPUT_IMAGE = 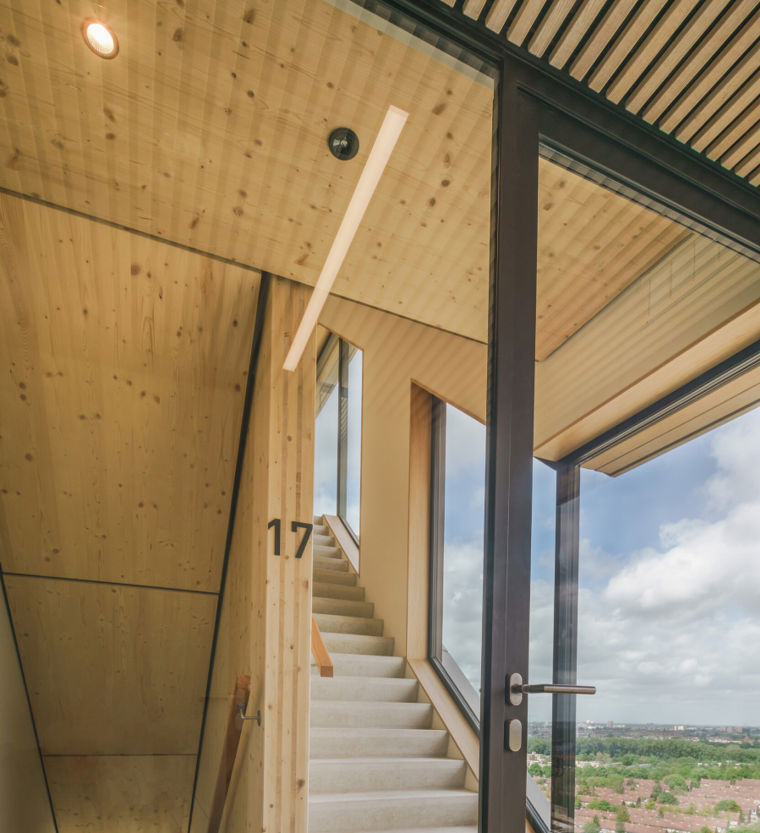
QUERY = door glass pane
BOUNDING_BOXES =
[528,459,558,824]
[577,403,760,833]
[441,402,486,716]
[345,345,362,536]
[533,145,760,833]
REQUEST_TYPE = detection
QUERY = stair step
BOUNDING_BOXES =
[315,544,342,558]
[311,676,417,702]
[323,632,393,656]
[309,728,449,759]
[313,569,356,586]
[309,757,467,794]
[315,555,349,572]
[314,532,334,544]
[312,570,364,602]
[327,828,477,833]
[312,597,374,618]
[309,789,478,833]
[311,701,432,729]
[314,653,406,678]
[314,613,383,636]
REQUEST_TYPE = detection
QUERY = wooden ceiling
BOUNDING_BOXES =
[0,191,258,829]
[0,0,495,341]
[448,0,760,188]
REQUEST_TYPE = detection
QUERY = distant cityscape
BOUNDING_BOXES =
[528,723,760,833]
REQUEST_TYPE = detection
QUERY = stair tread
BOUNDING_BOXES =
[310,789,476,803]
[310,727,447,738]
[321,828,476,833]
[310,757,463,766]
[314,613,383,635]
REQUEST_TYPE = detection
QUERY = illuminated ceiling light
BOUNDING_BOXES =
[283,105,408,372]
[82,20,119,59]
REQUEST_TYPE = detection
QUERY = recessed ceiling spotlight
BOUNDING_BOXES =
[82,19,119,59]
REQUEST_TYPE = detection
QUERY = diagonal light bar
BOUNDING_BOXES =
[283,105,409,371]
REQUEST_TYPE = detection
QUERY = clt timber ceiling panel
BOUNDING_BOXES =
[4,575,215,755]
[0,0,494,341]
[458,0,760,187]
[46,755,195,832]
[0,192,257,591]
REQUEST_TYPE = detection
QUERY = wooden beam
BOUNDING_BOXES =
[207,675,251,833]
[323,515,359,575]
[310,617,334,679]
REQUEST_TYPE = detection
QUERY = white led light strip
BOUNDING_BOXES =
[283,105,409,372]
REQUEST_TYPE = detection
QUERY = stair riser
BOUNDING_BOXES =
[313,583,365,601]
[316,654,406,678]
[311,677,417,702]
[309,760,467,794]
[311,702,432,729]
[323,633,394,656]
[310,730,449,759]
[313,613,383,636]
[313,569,356,586]
[312,597,374,618]
[309,794,478,833]
[314,556,348,572]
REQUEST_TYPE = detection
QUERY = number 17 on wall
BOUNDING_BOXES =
[267,519,312,559]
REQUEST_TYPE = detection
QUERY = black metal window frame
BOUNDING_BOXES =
[317,333,362,545]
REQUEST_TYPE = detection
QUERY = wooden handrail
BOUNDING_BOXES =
[207,674,252,833]
[311,615,334,678]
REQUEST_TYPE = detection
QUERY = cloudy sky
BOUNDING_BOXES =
[441,403,760,728]
[314,348,362,535]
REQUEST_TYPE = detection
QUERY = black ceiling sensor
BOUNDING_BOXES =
[328,127,359,160]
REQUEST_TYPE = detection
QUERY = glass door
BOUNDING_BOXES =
[529,145,760,833]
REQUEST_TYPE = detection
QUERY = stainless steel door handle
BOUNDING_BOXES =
[508,672,596,706]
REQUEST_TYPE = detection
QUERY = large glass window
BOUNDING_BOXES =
[314,336,340,518]
[429,398,486,724]
[314,334,363,541]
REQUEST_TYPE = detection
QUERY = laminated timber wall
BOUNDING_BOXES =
[0,585,55,833]
[191,277,315,833]
[0,190,260,831]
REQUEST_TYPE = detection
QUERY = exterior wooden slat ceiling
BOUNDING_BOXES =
[450,0,760,187]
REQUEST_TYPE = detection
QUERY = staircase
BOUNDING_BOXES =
[309,517,478,833]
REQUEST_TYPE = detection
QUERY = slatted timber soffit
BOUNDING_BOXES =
[441,0,760,188]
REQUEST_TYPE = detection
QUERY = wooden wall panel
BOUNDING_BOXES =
[0,193,258,591]
[319,295,487,658]
[189,349,267,833]
[259,278,315,833]
[0,587,55,833]
[46,755,195,832]
[4,576,215,755]
[191,277,315,833]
